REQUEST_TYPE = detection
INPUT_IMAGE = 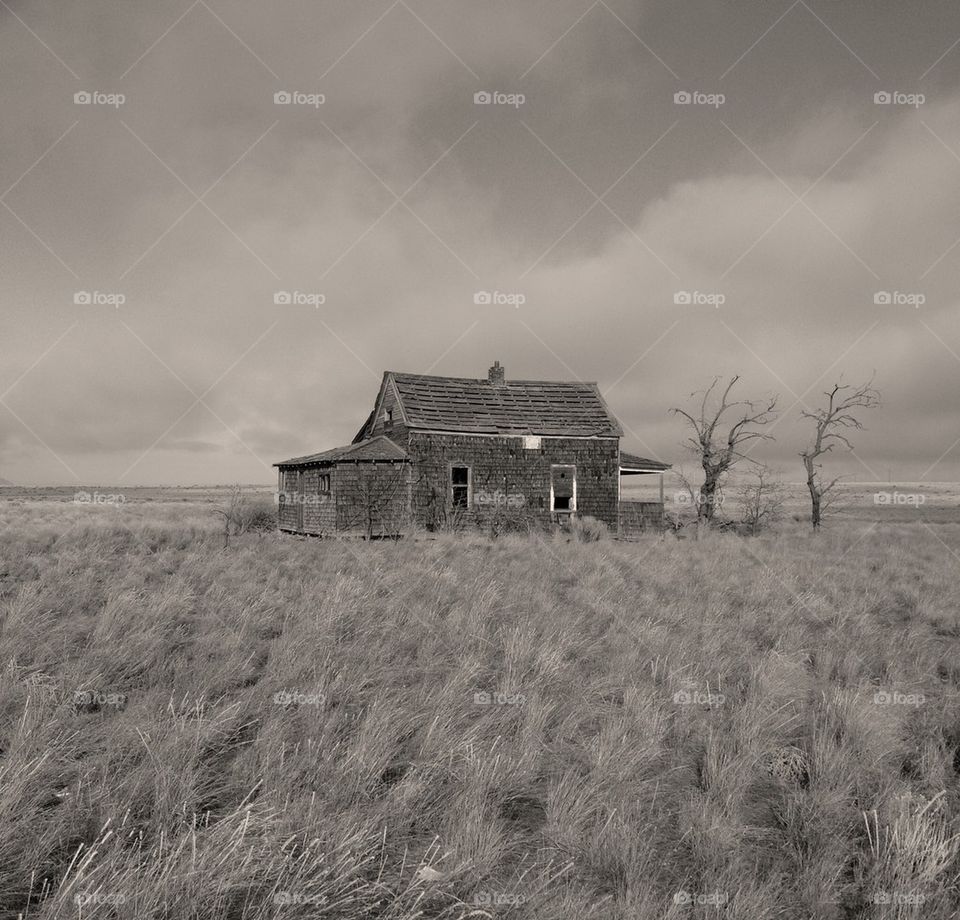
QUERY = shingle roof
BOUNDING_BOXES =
[620,451,670,472]
[275,435,409,467]
[381,372,623,437]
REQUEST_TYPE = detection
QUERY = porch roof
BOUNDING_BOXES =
[619,451,670,474]
[274,435,409,468]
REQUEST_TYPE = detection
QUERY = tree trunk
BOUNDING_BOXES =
[803,456,820,530]
[699,476,718,524]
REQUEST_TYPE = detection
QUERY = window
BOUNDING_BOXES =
[551,465,576,512]
[319,473,331,493]
[386,408,393,423]
[451,466,470,508]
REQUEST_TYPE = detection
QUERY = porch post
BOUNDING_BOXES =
[659,472,664,506]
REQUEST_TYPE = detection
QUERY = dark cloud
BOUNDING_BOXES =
[2,0,960,484]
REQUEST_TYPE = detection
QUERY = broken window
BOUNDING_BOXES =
[451,466,470,508]
[551,465,576,512]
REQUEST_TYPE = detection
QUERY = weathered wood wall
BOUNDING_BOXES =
[407,432,620,529]
[278,469,299,531]
[618,499,664,536]
[366,381,410,446]
[335,463,411,536]
[278,467,337,534]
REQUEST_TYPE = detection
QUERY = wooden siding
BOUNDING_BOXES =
[278,469,299,531]
[618,499,664,536]
[335,463,411,536]
[279,467,336,534]
[366,380,410,447]
[407,432,619,529]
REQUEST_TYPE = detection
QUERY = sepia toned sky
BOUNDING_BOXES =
[2,0,960,485]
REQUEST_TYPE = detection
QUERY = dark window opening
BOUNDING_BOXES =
[451,466,470,508]
[551,465,576,512]
[319,473,331,492]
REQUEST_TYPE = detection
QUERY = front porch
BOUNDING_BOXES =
[618,451,670,535]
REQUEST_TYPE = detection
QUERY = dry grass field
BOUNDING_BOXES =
[1,488,959,918]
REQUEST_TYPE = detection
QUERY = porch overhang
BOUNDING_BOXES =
[619,451,670,475]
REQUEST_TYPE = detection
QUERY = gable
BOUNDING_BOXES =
[358,372,623,437]
[353,374,407,442]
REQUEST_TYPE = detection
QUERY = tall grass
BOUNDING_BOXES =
[0,503,958,918]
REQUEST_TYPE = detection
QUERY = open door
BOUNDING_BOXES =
[296,469,304,530]
[551,464,576,516]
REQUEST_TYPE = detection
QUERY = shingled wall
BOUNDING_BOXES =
[335,463,411,536]
[279,467,337,534]
[408,432,619,530]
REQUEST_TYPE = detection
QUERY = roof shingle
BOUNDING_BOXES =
[275,435,408,467]
[619,451,670,472]
[385,372,623,437]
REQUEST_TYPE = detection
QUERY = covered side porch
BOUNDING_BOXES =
[618,452,671,536]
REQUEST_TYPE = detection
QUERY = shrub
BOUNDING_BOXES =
[564,514,607,542]
[214,487,275,546]
[235,499,275,534]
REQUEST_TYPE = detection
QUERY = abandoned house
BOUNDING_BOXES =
[274,361,669,537]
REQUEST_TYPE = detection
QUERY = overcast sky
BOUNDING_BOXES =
[2,0,960,485]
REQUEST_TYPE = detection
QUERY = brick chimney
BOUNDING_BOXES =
[487,360,505,387]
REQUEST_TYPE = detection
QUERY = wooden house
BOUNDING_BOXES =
[274,362,669,537]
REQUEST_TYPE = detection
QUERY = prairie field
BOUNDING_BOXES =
[1,490,959,918]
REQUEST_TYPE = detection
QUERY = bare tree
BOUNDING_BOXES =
[214,485,275,547]
[737,464,785,534]
[214,485,245,548]
[800,378,880,530]
[666,464,702,532]
[339,465,411,538]
[671,377,779,528]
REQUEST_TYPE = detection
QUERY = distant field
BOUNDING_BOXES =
[0,484,274,503]
[622,478,960,525]
[0,495,959,918]
[4,480,958,525]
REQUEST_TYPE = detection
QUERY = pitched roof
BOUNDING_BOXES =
[362,371,623,437]
[620,451,670,473]
[275,435,409,467]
